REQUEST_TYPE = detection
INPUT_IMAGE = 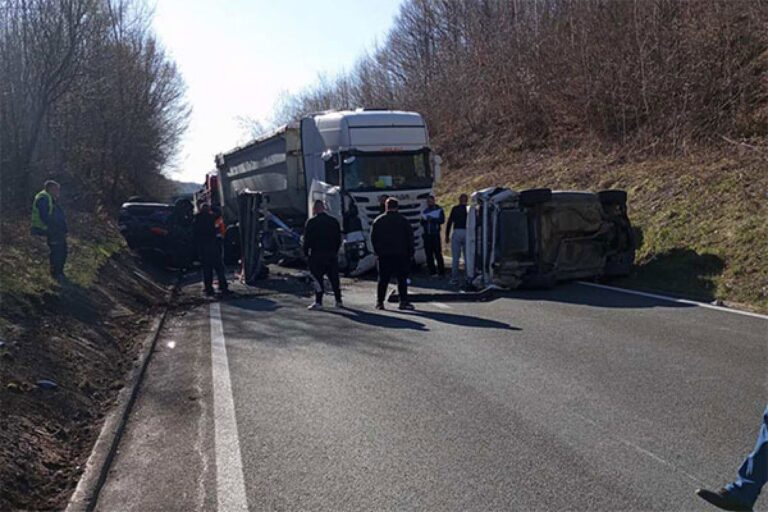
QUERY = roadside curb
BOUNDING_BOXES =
[65,275,180,512]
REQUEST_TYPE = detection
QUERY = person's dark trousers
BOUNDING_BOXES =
[422,233,445,275]
[377,254,409,305]
[201,243,228,293]
[308,251,341,304]
[47,237,67,278]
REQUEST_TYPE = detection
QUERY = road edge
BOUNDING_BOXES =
[65,277,179,512]
[577,281,768,320]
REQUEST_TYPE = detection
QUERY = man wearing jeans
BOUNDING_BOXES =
[445,193,469,284]
[697,404,768,511]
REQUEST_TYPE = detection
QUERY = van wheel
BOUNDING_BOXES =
[598,190,627,205]
[520,188,552,207]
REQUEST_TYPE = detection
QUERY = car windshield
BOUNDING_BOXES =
[342,151,432,191]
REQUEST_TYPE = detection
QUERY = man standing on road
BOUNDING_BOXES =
[696,404,768,511]
[371,197,415,311]
[445,193,469,284]
[193,202,229,297]
[420,194,445,277]
[31,180,68,279]
[303,200,343,310]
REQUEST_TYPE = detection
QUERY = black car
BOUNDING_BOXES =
[118,200,195,269]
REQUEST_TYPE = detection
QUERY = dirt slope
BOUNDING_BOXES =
[0,215,173,510]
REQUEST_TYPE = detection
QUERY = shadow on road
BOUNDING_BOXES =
[325,308,429,331]
[226,296,281,312]
[502,282,695,309]
[406,310,520,330]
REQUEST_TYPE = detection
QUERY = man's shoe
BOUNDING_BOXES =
[307,302,323,310]
[334,300,344,308]
[398,302,415,311]
[375,302,385,310]
[696,488,753,511]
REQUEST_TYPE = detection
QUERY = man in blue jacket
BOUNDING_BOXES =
[420,194,445,277]
[31,180,68,279]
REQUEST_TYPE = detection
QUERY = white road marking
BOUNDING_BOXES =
[431,302,452,310]
[578,281,768,321]
[210,302,248,511]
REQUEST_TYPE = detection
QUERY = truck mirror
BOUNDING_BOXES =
[321,150,333,162]
[432,154,442,183]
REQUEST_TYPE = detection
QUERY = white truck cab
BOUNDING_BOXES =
[215,109,440,276]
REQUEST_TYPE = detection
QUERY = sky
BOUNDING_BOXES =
[152,0,404,183]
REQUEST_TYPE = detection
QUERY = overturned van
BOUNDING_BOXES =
[465,187,635,290]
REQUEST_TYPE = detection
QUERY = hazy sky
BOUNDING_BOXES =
[152,0,403,183]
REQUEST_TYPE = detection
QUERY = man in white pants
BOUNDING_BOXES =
[445,193,469,284]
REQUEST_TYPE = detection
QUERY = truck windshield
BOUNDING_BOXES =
[342,151,432,191]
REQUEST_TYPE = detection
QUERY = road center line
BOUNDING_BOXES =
[210,302,248,511]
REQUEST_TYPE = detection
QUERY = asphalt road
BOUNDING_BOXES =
[96,274,767,511]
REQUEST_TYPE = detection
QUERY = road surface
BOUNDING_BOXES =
[96,273,767,511]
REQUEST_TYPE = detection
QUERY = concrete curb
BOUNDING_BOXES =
[66,277,179,512]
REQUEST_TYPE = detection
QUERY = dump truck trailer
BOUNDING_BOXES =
[212,109,440,277]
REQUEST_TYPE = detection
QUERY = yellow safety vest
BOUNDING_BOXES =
[31,190,54,233]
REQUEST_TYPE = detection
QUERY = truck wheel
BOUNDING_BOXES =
[598,190,627,206]
[520,188,552,207]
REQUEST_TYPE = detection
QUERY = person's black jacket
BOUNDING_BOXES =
[303,212,342,256]
[446,204,468,239]
[371,211,414,257]
[192,211,217,246]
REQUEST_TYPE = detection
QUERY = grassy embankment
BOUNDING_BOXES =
[0,213,168,510]
[436,145,768,313]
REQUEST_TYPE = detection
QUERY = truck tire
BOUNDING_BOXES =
[520,188,552,207]
[598,190,627,206]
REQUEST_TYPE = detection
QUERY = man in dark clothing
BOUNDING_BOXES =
[377,194,389,215]
[193,203,228,296]
[302,200,343,309]
[420,194,445,277]
[31,180,68,279]
[445,193,469,284]
[370,198,415,311]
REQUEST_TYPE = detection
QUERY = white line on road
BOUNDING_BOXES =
[431,302,452,310]
[210,302,248,512]
[577,281,768,321]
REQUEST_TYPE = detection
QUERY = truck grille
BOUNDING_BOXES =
[363,204,424,248]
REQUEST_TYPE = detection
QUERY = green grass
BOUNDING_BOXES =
[0,212,125,314]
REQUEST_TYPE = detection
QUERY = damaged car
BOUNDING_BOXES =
[466,187,635,290]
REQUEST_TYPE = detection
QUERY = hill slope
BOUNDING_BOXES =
[437,145,768,312]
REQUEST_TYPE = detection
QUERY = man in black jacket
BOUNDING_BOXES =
[193,203,229,297]
[303,200,343,309]
[370,198,415,311]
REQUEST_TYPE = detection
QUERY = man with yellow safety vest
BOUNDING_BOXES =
[31,180,68,279]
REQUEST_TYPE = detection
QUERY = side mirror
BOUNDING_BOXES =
[321,150,333,162]
[432,154,443,183]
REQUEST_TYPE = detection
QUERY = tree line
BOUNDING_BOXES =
[277,0,768,163]
[0,0,188,213]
